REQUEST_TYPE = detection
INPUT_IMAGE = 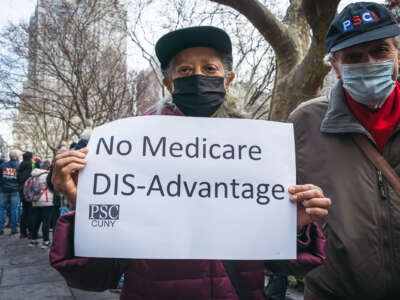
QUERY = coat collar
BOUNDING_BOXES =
[320,80,374,140]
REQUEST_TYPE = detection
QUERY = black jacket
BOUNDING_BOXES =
[17,160,32,188]
[0,160,20,192]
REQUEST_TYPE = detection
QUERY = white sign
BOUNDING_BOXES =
[75,116,296,260]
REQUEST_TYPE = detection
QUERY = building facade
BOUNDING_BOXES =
[13,0,129,158]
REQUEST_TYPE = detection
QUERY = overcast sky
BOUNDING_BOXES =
[0,0,36,30]
[0,0,387,146]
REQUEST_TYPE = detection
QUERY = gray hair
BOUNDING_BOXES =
[162,53,233,79]
[9,150,18,160]
[324,52,336,65]
[39,159,51,170]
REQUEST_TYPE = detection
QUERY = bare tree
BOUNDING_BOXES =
[12,104,71,158]
[209,0,339,121]
[135,69,162,115]
[0,0,134,156]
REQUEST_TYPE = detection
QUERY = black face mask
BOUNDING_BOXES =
[172,75,226,117]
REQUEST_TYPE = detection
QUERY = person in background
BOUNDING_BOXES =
[49,177,61,232]
[29,159,54,249]
[32,157,41,170]
[47,138,89,219]
[290,2,400,299]
[0,150,20,235]
[264,274,288,300]
[17,151,33,239]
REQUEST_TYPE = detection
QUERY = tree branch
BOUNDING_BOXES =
[302,0,339,41]
[210,0,297,66]
[294,0,339,99]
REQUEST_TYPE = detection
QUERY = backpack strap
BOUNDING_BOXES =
[222,261,250,300]
[42,187,48,202]
[31,171,48,180]
[352,133,400,196]
[38,171,48,178]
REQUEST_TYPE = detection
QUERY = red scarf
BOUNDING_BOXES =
[345,81,400,152]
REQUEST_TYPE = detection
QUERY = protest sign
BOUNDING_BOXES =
[75,116,296,260]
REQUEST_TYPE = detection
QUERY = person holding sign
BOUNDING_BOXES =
[50,26,330,300]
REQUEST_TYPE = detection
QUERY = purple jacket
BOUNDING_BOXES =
[50,104,326,300]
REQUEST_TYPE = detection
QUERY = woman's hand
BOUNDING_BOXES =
[289,184,331,231]
[52,148,88,208]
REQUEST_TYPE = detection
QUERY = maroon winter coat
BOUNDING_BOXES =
[50,102,327,300]
[50,212,325,300]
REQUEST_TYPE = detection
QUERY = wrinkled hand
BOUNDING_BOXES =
[289,184,331,231]
[52,148,88,208]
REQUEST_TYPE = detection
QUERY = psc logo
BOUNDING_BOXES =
[89,204,120,228]
[342,11,380,32]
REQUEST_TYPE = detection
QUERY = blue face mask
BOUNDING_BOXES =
[341,59,396,107]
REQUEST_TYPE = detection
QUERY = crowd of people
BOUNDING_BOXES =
[0,149,75,249]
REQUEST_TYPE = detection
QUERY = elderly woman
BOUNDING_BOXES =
[50,26,330,300]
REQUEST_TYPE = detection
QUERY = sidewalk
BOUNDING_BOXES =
[0,228,119,300]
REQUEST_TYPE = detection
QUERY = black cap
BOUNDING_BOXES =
[326,2,400,53]
[155,26,232,70]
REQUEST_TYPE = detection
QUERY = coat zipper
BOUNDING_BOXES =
[378,132,397,296]
[372,128,400,296]
[376,169,390,295]
[377,170,387,200]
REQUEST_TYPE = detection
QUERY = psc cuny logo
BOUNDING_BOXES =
[89,204,120,228]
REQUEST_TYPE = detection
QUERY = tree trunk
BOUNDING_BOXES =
[211,0,340,121]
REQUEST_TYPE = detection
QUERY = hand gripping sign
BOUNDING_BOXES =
[75,116,296,260]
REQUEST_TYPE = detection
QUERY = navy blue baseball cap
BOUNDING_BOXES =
[155,26,232,70]
[326,2,400,53]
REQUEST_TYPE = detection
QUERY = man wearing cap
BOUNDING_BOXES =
[50,26,330,300]
[289,2,400,299]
